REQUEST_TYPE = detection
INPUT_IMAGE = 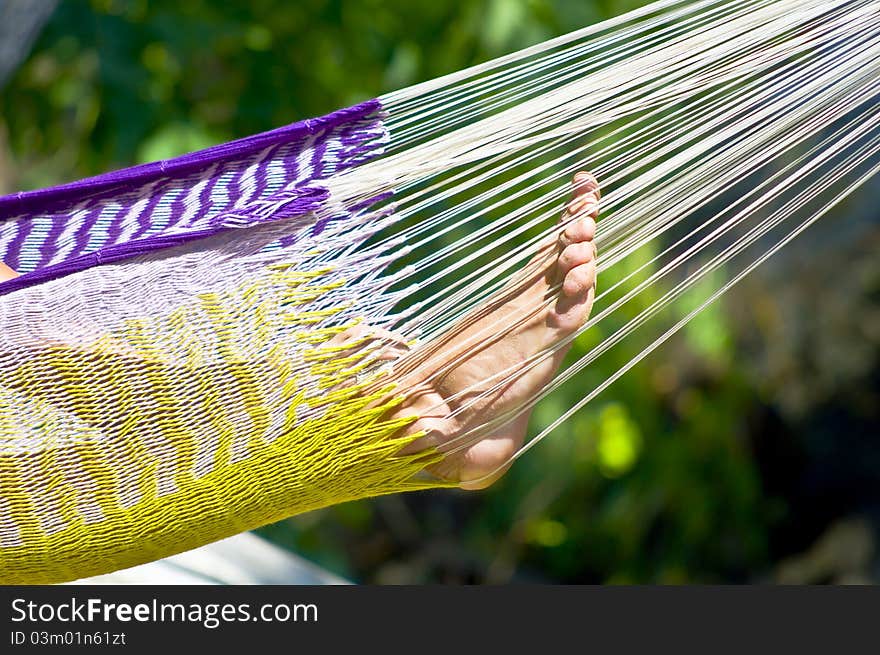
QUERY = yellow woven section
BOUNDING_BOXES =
[0,268,448,584]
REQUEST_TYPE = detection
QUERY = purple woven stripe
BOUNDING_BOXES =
[188,163,219,229]
[4,221,29,271]
[71,206,109,265]
[0,99,383,272]
[127,178,174,242]
[0,99,382,216]
[244,143,282,214]
[0,186,330,295]
[0,99,387,297]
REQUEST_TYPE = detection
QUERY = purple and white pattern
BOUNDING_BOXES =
[0,99,388,296]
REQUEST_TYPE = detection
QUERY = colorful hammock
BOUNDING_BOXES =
[0,100,449,584]
[3,0,879,584]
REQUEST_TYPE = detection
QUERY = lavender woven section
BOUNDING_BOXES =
[0,99,387,296]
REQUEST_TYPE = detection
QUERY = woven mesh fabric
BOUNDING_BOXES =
[0,100,446,584]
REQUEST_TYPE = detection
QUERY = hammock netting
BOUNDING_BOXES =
[2,0,879,583]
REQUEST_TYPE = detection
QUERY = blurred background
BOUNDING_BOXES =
[1,0,878,584]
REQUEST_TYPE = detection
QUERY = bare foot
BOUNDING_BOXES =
[389,172,600,489]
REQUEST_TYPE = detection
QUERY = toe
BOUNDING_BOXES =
[562,261,596,297]
[562,215,596,245]
[559,170,600,246]
[573,171,601,199]
[565,192,599,220]
[558,241,594,275]
[553,273,596,332]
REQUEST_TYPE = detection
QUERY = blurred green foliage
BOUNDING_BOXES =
[2,0,877,583]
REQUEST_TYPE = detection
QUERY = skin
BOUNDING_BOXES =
[1,172,599,490]
[338,171,600,489]
[0,262,18,282]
